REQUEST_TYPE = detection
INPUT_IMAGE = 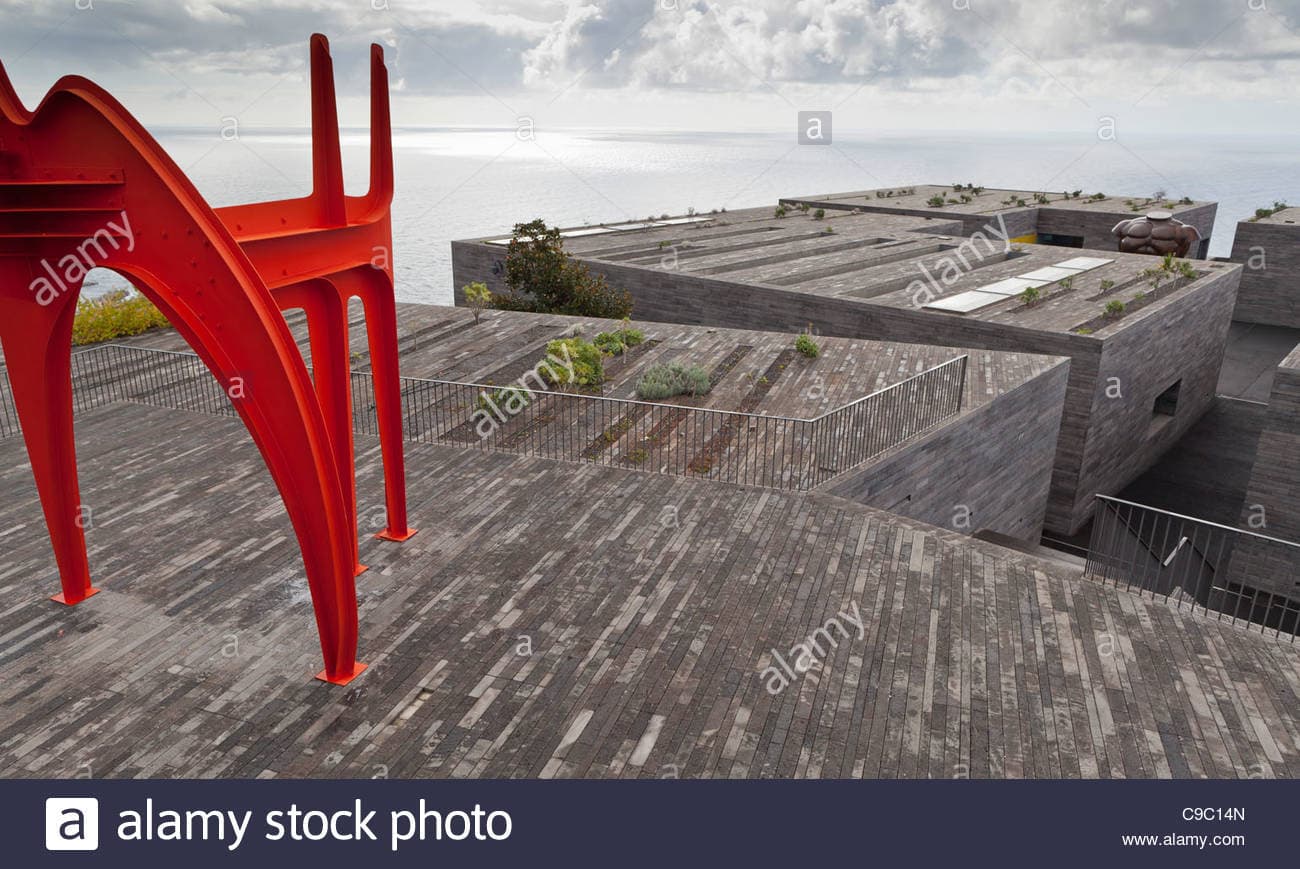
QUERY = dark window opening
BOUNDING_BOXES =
[1154,379,1181,417]
[1037,232,1085,248]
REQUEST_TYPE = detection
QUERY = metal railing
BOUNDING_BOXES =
[1084,494,1300,640]
[1,343,968,492]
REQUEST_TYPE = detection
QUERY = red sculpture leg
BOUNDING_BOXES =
[278,281,367,576]
[0,269,99,605]
[333,267,415,541]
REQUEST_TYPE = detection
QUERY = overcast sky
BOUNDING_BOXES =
[2,0,1299,135]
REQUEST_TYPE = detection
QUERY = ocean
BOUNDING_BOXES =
[86,128,1300,306]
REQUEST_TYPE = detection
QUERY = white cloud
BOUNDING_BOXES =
[1,0,1298,129]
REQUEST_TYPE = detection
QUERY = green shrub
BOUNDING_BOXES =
[1058,276,1073,291]
[594,322,645,356]
[926,195,946,208]
[795,331,820,358]
[1104,300,1126,318]
[813,208,826,220]
[1100,278,1115,291]
[635,362,711,400]
[774,205,788,218]
[492,219,632,319]
[1020,286,1042,307]
[72,289,170,346]
[540,337,604,387]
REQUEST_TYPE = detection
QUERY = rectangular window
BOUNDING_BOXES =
[1037,232,1084,248]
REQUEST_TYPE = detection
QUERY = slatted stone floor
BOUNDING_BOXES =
[1,402,1297,778]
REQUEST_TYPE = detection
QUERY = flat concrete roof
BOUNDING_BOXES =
[2,400,1297,778]
[782,184,1210,219]
[481,206,1240,338]
[1243,205,1300,227]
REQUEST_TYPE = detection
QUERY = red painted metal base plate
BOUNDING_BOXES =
[51,587,101,605]
[374,527,418,542]
[316,662,367,686]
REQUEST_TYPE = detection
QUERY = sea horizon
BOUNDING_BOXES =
[86,127,1300,306]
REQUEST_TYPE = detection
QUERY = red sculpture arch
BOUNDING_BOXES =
[0,34,413,685]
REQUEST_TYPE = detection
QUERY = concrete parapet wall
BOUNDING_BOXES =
[1228,220,1300,327]
[820,361,1069,542]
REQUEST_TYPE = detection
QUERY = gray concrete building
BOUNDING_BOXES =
[780,184,1218,255]
[453,198,1241,537]
[1228,206,1300,328]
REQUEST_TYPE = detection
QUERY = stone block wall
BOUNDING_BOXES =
[1230,344,1300,598]
[820,361,1069,541]
[1228,219,1300,327]
[1076,269,1240,525]
[1037,203,1217,256]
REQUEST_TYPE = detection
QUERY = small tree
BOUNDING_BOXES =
[495,219,632,319]
[1020,286,1042,307]
[1141,252,1178,300]
[462,281,492,325]
[1104,300,1126,319]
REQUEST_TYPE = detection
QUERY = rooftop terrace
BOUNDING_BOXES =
[88,305,1062,493]
[782,184,1209,220]
[471,206,1236,338]
[1245,205,1300,227]
[2,400,1297,778]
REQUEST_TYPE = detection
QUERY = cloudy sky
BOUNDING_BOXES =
[2,0,1299,135]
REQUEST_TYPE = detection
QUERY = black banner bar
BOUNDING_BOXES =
[6,779,1289,866]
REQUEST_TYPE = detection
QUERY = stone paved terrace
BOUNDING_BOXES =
[1,402,1298,778]
[81,305,1055,423]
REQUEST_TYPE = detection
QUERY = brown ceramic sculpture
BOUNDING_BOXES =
[1111,210,1200,257]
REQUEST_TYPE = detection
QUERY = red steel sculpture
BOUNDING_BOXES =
[0,34,414,684]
